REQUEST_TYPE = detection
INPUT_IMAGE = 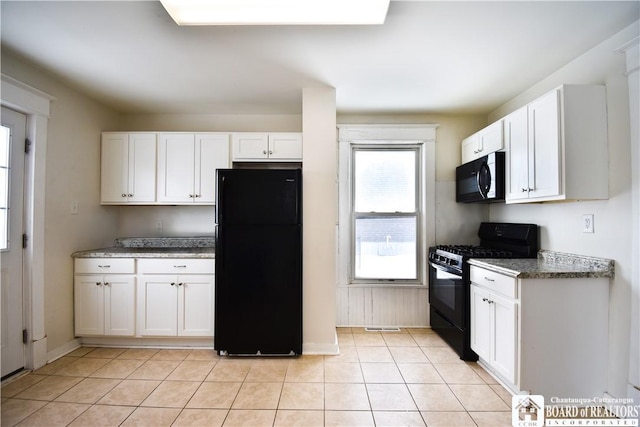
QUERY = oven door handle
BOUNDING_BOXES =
[429,261,462,276]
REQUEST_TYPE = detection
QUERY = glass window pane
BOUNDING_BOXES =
[354,216,417,280]
[0,167,7,209]
[354,150,416,213]
[0,126,9,167]
[0,209,7,250]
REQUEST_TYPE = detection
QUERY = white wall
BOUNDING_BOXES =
[488,22,639,399]
[300,87,339,353]
[1,50,121,353]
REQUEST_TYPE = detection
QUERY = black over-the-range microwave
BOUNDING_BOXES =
[456,152,506,203]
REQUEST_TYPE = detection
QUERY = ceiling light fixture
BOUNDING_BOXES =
[159,0,391,26]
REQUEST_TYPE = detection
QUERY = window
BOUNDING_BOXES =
[351,145,422,282]
[0,125,10,250]
[337,125,436,289]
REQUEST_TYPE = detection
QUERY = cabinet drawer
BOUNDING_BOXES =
[137,258,214,274]
[470,266,516,299]
[75,258,135,274]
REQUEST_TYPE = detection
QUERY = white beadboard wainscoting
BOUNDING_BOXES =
[336,286,429,327]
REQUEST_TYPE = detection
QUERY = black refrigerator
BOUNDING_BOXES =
[214,168,302,356]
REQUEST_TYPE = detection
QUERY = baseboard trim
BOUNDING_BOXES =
[46,338,80,364]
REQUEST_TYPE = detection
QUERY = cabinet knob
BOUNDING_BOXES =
[195,194,201,198]
[121,193,127,197]
[263,150,267,155]
[482,297,488,302]
[189,194,194,198]
[528,188,534,192]
[104,282,110,286]
[128,193,133,197]
[521,188,528,192]
[178,282,183,286]
[170,282,176,286]
[96,282,102,286]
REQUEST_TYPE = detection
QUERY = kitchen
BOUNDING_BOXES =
[1,1,639,425]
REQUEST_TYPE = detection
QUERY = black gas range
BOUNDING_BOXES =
[428,222,538,360]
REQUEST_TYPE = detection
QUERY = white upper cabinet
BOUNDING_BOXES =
[505,85,608,204]
[232,132,302,161]
[101,132,157,204]
[157,133,229,204]
[461,120,504,164]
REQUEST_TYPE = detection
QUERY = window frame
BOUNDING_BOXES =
[350,144,423,284]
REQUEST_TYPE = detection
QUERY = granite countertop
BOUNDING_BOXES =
[71,237,215,259]
[467,250,614,279]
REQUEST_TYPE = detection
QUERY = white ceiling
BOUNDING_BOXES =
[1,1,638,115]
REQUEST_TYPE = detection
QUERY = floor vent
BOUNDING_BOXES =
[364,327,401,332]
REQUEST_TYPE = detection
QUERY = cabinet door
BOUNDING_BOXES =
[137,276,178,336]
[504,107,529,202]
[75,275,105,336]
[232,133,269,160]
[178,275,214,336]
[528,89,561,199]
[157,133,196,203]
[470,285,491,361]
[491,292,517,385]
[461,134,478,164]
[196,134,229,204]
[477,120,503,156]
[268,133,302,160]
[101,133,129,203]
[104,275,135,336]
[128,133,157,203]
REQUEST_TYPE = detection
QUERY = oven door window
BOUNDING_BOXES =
[429,263,464,328]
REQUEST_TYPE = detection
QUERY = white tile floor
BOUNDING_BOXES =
[1,328,513,426]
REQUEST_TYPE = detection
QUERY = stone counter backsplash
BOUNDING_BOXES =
[114,236,215,248]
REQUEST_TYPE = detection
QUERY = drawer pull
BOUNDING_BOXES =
[173,265,187,268]
[484,276,495,282]
[98,265,111,268]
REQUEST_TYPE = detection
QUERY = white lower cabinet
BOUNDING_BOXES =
[469,264,609,399]
[74,259,136,336]
[470,281,517,385]
[137,259,214,337]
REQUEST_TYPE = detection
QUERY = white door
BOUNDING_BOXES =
[268,133,302,159]
[491,293,517,384]
[104,275,135,336]
[74,275,105,336]
[178,275,214,336]
[137,276,178,336]
[469,285,491,361]
[528,89,562,199]
[157,133,196,203]
[100,133,129,203]
[1,107,27,377]
[504,107,529,201]
[196,133,229,203]
[128,133,157,203]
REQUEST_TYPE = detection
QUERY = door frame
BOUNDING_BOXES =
[1,74,53,371]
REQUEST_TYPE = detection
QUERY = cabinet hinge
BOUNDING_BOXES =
[22,233,28,249]
[25,138,31,154]
[22,329,28,344]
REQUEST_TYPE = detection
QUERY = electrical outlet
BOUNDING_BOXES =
[155,220,163,233]
[70,200,79,215]
[583,214,594,233]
